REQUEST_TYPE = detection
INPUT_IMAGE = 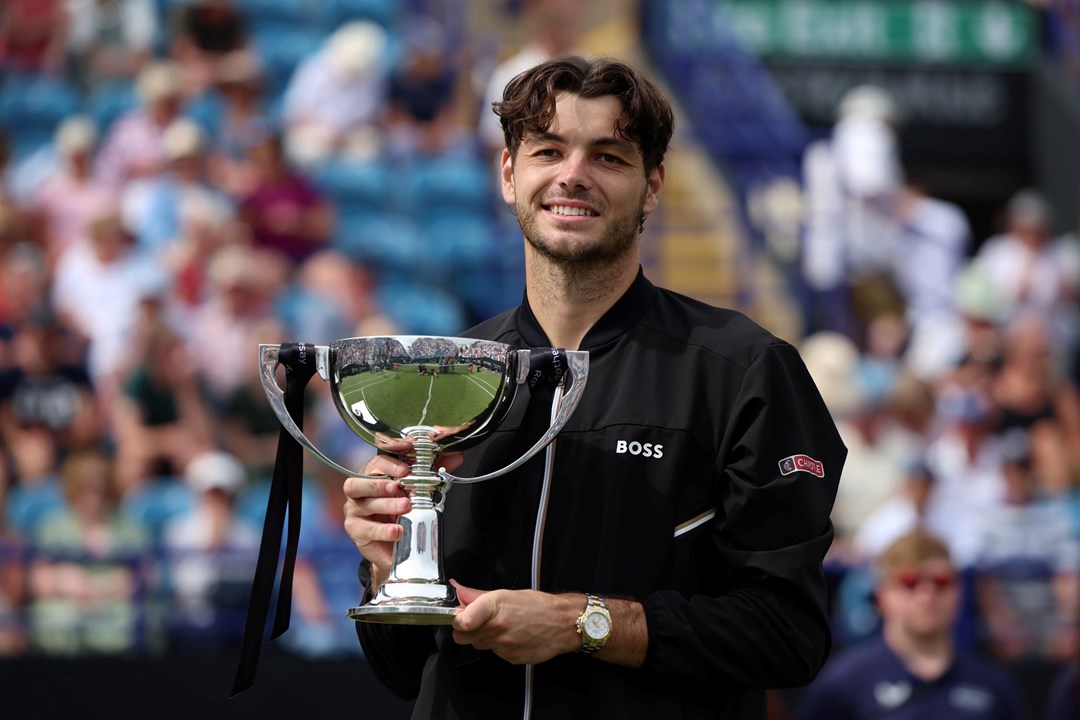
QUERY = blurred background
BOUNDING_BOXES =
[0,0,1078,717]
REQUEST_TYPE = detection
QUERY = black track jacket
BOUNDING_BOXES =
[357,269,845,719]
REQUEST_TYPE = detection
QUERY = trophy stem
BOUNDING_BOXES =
[408,431,439,482]
[348,427,457,623]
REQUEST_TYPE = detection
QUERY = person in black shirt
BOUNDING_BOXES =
[344,56,845,719]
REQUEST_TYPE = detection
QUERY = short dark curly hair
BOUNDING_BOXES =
[493,55,674,176]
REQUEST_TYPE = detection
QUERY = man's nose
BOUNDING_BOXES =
[557,152,591,189]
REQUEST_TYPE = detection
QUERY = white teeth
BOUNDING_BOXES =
[549,205,595,217]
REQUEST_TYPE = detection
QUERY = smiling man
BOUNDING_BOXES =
[346,56,846,719]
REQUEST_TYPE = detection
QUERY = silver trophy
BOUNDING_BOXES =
[259,336,588,624]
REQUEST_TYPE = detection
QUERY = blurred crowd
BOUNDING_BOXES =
[1,5,1079,718]
[0,0,554,660]
[797,81,1080,682]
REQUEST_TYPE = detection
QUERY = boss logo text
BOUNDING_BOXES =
[616,440,664,459]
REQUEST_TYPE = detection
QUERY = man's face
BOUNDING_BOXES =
[878,559,959,640]
[501,93,664,267]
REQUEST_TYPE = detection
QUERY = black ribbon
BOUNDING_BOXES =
[231,342,317,697]
[527,347,568,390]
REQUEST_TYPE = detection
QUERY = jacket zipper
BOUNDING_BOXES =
[522,390,563,720]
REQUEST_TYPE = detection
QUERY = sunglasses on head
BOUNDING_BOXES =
[892,567,956,592]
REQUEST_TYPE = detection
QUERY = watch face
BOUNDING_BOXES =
[584,611,610,639]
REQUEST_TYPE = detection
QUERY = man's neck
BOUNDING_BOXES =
[884,623,954,682]
[524,249,639,351]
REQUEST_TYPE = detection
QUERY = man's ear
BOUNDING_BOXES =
[500,149,516,205]
[642,163,665,216]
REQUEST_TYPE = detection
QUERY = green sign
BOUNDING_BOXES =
[700,0,1036,67]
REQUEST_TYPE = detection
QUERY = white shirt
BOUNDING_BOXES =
[50,240,169,381]
[282,48,387,139]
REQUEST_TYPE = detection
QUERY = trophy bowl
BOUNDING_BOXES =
[259,336,588,624]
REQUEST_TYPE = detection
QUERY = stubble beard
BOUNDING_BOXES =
[517,190,645,273]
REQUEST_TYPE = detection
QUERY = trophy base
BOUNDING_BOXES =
[347,604,459,625]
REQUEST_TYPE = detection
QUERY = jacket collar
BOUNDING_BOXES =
[516,266,657,351]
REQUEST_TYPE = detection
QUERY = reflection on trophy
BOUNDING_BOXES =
[259,336,588,625]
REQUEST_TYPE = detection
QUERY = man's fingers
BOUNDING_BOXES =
[452,589,498,634]
[449,579,487,607]
[360,454,413,480]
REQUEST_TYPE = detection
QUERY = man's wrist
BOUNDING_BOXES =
[358,560,385,598]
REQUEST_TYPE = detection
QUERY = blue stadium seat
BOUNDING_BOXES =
[233,0,307,25]
[331,0,399,28]
[417,212,497,278]
[0,74,82,155]
[311,158,394,214]
[250,25,327,98]
[122,478,195,547]
[87,81,138,136]
[4,479,65,538]
[397,155,493,221]
[333,211,423,280]
[376,280,467,336]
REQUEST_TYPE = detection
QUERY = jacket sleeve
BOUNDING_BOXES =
[641,342,845,687]
[355,559,437,700]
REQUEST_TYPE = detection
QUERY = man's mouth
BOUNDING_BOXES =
[545,204,597,217]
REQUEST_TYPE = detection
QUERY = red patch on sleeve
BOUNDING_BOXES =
[778,454,824,478]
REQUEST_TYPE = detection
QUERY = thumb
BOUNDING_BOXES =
[450,579,487,607]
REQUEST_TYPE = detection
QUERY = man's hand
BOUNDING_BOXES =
[450,581,582,665]
[451,581,650,667]
[342,452,462,585]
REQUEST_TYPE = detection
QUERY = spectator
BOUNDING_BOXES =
[0,0,69,75]
[801,85,904,341]
[203,49,273,198]
[905,262,1009,384]
[161,449,258,652]
[50,206,170,404]
[853,459,938,563]
[112,317,215,491]
[187,244,284,407]
[217,318,288,480]
[990,313,1080,495]
[0,315,101,471]
[922,365,1009,570]
[892,170,973,381]
[973,189,1080,356]
[385,18,471,159]
[238,132,332,267]
[65,0,158,93]
[95,60,186,189]
[162,191,239,311]
[973,430,1080,662]
[281,21,389,167]
[0,242,52,333]
[170,0,248,97]
[121,117,233,260]
[476,0,587,158]
[27,449,153,655]
[794,529,1025,719]
[30,116,116,264]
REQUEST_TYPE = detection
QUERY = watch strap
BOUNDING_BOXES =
[576,594,610,655]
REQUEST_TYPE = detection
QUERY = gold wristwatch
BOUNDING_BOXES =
[576,594,611,655]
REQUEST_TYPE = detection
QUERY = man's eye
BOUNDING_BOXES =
[534,148,559,157]
[598,154,624,164]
